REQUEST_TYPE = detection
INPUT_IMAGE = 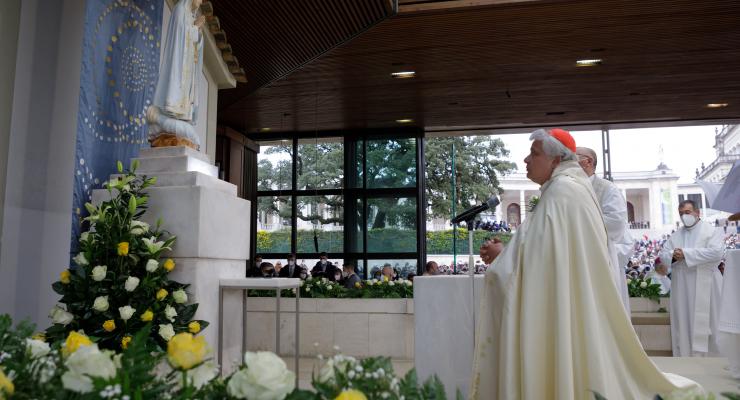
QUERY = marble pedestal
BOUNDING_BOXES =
[414,275,484,400]
[93,146,250,364]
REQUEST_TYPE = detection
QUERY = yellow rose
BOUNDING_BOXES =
[140,309,154,322]
[0,368,14,397]
[63,331,93,356]
[60,270,71,284]
[156,288,168,301]
[383,276,389,282]
[354,281,361,288]
[103,319,116,332]
[117,241,129,256]
[121,335,132,349]
[167,332,207,370]
[188,321,201,334]
[163,258,175,272]
[335,389,367,400]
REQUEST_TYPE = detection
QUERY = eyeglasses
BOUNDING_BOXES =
[577,155,593,163]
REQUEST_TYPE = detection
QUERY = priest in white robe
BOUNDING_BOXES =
[470,128,700,400]
[658,200,724,356]
[576,146,632,312]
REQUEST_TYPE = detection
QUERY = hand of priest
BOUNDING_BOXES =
[673,248,685,261]
[480,237,504,264]
[195,15,206,28]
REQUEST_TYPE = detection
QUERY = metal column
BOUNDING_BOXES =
[601,128,613,181]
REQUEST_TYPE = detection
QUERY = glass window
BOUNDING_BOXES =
[297,137,344,190]
[296,195,344,253]
[365,138,417,189]
[257,140,292,190]
[256,196,292,254]
[367,197,417,252]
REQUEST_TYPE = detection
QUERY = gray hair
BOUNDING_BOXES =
[529,129,576,161]
[576,146,598,167]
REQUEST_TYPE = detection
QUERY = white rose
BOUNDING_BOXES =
[159,324,175,341]
[73,253,88,266]
[92,296,109,312]
[118,305,136,321]
[388,281,395,286]
[79,232,90,243]
[640,281,648,289]
[164,305,178,322]
[626,278,632,285]
[227,351,295,400]
[318,356,354,383]
[124,276,140,292]
[129,220,150,236]
[327,285,333,291]
[49,305,74,325]
[61,344,117,393]
[25,338,51,359]
[146,259,159,272]
[172,289,188,304]
[405,280,412,286]
[91,265,107,281]
[183,361,218,389]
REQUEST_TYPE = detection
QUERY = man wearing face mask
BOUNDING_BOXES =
[311,252,339,281]
[279,253,305,279]
[659,199,725,356]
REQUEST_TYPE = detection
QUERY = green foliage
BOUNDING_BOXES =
[425,136,517,221]
[46,163,207,350]
[627,277,664,302]
[256,228,512,254]
[248,277,414,299]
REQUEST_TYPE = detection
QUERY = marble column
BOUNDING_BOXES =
[519,190,526,223]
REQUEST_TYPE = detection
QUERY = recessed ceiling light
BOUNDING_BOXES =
[576,59,602,67]
[260,127,271,132]
[391,71,416,79]
[706,103,729,108]
[396,119,414,123]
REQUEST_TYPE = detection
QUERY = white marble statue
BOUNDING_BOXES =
[147,0,205,150]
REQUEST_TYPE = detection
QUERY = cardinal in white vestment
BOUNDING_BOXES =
[470,128,700,400]
[658,200,724,356]
[576,146,632,312]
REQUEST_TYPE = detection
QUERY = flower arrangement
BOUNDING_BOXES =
[527,195,539,212]
[46,161,207,350]
[248,277,414,299]
[0,314,456,400]
[626,277,664,302]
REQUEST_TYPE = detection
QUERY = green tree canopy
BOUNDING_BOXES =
[425,136,517,221]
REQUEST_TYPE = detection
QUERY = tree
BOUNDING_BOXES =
[424,136,517,221]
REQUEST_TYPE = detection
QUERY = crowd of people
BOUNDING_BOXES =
[472,219,512,232]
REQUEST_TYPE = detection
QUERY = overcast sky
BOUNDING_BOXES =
[491,125,721,183]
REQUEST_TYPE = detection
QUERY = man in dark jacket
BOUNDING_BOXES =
[311,252,339,281]
[279,253,305,278]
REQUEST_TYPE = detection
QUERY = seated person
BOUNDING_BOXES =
[646,257,671,295]
[259,262,276,278]
[407,272,416,282]
[342,263,361,289]
[274,261,283,275]
[279,253,305,278]
[422,261,439,276]
[380,263,396,281]
[247,255,263,277]
[311,252,339,281]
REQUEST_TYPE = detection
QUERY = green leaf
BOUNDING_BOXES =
[131,158,140,172]
[117,160,124,172]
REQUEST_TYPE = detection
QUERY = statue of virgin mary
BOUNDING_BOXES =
[146,0,204,150]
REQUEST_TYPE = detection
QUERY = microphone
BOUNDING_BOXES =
[451,195,500,225]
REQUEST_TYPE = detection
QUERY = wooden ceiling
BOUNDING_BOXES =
[216,0,740,135]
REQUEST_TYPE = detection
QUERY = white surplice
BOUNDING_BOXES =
[590,174,632,312]
[658,221,724,356]
[470,161,699,400]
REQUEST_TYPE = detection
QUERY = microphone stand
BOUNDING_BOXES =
[465,217,477,348]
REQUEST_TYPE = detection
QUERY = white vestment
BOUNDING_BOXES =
[658,221,724,356]
[470,161,699,400]
[590,174,632,312]
[148,0,203,146]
